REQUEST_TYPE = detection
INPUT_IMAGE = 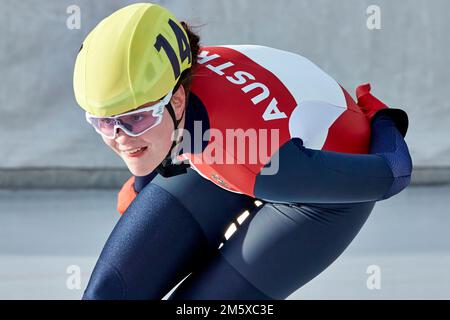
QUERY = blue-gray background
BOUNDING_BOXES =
[0,0,449,299]
[1,0,449,173]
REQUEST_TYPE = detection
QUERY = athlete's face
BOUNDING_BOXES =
[101,86,186,177]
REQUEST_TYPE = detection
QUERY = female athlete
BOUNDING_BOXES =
[73,3,413,300]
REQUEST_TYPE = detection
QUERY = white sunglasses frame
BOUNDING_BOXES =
[85,91,173,139]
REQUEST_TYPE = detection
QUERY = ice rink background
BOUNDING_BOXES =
[1,185,449,299]
[0,0,449,299]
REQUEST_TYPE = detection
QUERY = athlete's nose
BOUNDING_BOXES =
[115,128,135,144]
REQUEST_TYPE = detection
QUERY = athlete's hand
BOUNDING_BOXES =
[356,83,409,137]
[117,176,137,215]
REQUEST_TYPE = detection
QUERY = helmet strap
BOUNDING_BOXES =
[155,99,190,178]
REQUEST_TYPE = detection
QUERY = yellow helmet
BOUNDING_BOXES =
[73,3,192,117]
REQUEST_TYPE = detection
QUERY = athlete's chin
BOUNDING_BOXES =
[127,164,156,177]
[124,156,159,177]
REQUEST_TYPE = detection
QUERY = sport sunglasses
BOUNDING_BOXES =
[85,91,173,139]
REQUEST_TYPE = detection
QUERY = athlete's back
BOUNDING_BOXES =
[181,45,372,196]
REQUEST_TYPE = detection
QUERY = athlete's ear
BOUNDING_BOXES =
[170,85,186,120]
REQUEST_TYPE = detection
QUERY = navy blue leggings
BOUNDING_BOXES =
[83,115,412,299]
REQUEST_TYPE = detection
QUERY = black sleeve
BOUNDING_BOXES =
[253,114,413,204]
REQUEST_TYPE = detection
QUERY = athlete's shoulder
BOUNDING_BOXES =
[195,44,346,109]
